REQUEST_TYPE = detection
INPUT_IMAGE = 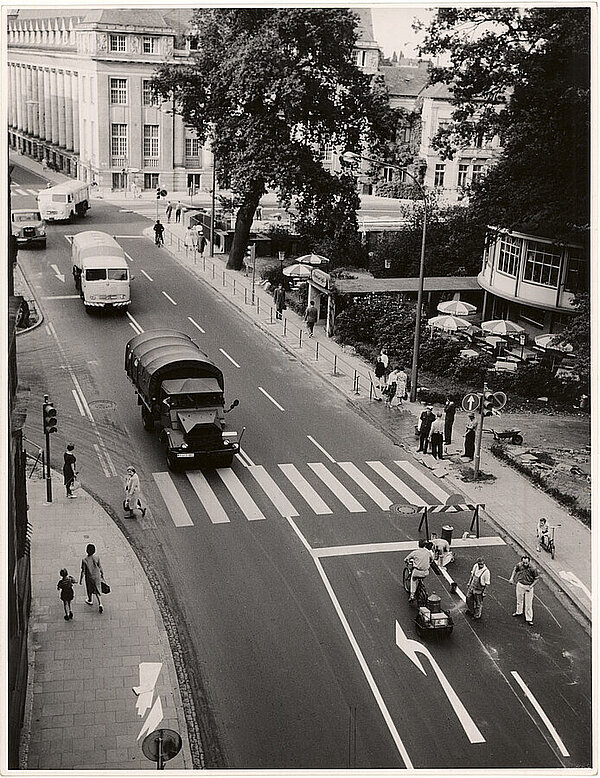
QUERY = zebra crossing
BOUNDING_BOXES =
[11,186,40,197]
[153,459,454,528]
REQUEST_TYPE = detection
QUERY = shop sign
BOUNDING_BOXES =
[312,269,330,290]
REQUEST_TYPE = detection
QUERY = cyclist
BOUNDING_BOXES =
[536,517,550,552]
[404,539,434,602]
[153,219,165,247]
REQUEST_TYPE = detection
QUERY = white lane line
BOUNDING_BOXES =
[216,468,265,521]
[71,389,85,417]
[511,671,570,757]
[367,461,426,506]
[238,447,255,467]
[14,187,27,195]
[258,386,285,412]
[188,316,205,334]
[70,373,93,422]
[93,443,112,478]
[286,517,413,768]
[129,323,139,333]
[219,348,240,368]
[314,536,505,558]
[248,466,298,518]
[235,453,249,468]
[123,251,135,263]
[127,312,143,334]
[338,463,392,511]
[140,269,153,281]
[162,291,177,305]
[64,235,73,245]
[279,464,332,515]
[394,460,449,503]
[153,473,194,527]
[307,435,336,463]
[186,471,230,524]
[308,463,365,513]
[43,295,80,300]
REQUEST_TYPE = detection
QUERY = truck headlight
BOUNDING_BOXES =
[38,228,46,236]
[223,439,230,446]
[180,442,188,449]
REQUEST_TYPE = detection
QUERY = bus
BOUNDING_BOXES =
[37,180,90,222]
[71,231,130,311]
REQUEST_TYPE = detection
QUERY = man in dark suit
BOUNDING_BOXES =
[417,406,436,454]
[444,397,456,445]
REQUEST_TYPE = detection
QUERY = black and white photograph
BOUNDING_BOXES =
[4,1,595,773]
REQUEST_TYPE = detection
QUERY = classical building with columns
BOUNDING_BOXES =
[7,9,210,193]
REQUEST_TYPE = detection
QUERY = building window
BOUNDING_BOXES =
[398,125,411,144]
[564,249,588,293]
[497,235,521,277]
[111,123,128,157]
[434,164,445,187]
[457,163,469,188]
[143,125,159,157]
[472,163,484,185]
[143,36,158,54]
[523,241,561,287]
[185,138,201,157]
[519,304,545,328]
[382,166,395,183]
[109,34,126,52]
[321,144,333,163]
[144,172,159,189]
[353,50,366,68]
[142,80,157,106]
[109,78,127,104]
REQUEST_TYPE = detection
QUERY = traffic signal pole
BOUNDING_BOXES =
[473,382,494,478]
[43,394,53,502]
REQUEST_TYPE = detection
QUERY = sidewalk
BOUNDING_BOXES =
[22,472,192,770]
[150,217,592,625]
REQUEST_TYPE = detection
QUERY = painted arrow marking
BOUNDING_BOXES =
[50,264,65,283]
[395,620,485,743]
[559,571,592,600]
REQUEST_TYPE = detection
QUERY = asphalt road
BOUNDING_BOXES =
[12,162,592,770]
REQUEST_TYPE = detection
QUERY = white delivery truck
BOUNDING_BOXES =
[37,180,90,221]
[71,231,130,311]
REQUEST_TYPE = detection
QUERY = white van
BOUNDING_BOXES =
[37,180,90,221]
[71,231,130,311]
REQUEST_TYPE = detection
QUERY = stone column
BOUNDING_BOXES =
[44,68,52,142]
[71,72,79,153]
[18,65,27,132]
[64,71,73,150]
[56,69,66,147]
[7,64,13,127]
[37,67,46,140]
[24,66,33,134]
[50,68,59,145]
[31,66,40,137]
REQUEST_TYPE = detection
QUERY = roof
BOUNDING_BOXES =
[162,378,223,395]
[353,8,378,47]
[81,254,128,269]
[38,180,88,195]
[380,63,431,97]
[334,276,481,295]
[421,81,454,100]
[72,231,122,252]
[81,9,173,29]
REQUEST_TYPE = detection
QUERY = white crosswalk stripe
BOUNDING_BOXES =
[248,465,298,517]
[338,462,392,510]
[393,460,450,503]
[186,471,230,524]
[366,461,426,506]
[279,464,332,515]
[217,468,265,521]
[308,462,365,512]
[153,472,194,527]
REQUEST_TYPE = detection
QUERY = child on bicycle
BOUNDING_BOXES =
[536,517,550,552]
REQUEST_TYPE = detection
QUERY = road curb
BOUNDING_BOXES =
[14,263,44,335]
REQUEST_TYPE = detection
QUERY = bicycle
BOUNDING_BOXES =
[403,561,429,607]
[539,524,559,559]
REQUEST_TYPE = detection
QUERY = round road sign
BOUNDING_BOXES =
[492,391,507,410]
[390,503,418,515]
[462,392,480,413]
[142,729,182,764]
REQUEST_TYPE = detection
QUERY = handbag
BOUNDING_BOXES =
[72,479,81,492]
[100,580,111,594]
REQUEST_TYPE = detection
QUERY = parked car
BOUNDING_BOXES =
[11,209,47,248]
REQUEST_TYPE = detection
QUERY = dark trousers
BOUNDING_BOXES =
[418,429,430,453]
[464,429,475,459]
[444,420,454,444]
[431,433,444,459]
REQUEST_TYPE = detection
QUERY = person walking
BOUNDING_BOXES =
[63,444,77,498]
[153,219,164,247]
[395,365,408,404]
[463,413,478,460]
[417,406,436,454]
[466,557,490,619]
[165,200,173,223]
[429,412,445,459]
[384,366,399,407]
[79,543,104,613]
[124,466,146,518]
[509,555,539,625]
[197,232,208,258]
[175,200,183,223]
[444,397,456,446]
[429,532,454,567]
[57,568,76,620]
[184,224,197,258]
[374,355,386,392]
[304,300,318,337]
[273,284,286,320]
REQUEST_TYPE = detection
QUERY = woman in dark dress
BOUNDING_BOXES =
[463,414,478,460]
[63,444,77,498]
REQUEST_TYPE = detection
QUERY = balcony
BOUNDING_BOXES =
[110,157,127,168]
[144,158,159,168]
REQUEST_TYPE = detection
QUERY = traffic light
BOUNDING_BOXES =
[245,243,256,265]
[156,187,161,200]
[482,390,494,417]
[43,401,58,434]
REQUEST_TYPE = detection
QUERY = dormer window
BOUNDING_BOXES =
[110,34,127,52]
[143,36,158,54]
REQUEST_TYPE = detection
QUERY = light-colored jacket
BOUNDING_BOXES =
[125,472,141,502]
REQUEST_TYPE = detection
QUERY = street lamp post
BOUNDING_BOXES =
[341,151,427,402]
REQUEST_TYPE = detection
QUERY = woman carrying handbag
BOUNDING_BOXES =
[124,466,146,518]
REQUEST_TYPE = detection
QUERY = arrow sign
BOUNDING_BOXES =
[462,392,480,412]
[395,620,485,743]
[50,264,65,283]
[559,571,592,600]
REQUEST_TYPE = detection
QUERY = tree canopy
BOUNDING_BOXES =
[152,9,395,269]
[418,7,590,241]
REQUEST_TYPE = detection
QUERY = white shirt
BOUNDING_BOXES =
[469,563,490,587]
[379,352,389,369]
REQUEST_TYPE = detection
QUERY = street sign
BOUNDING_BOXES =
[492,391,507,410]
[462,392,480,412]
[142,728,182,768]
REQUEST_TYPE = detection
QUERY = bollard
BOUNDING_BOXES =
[299,329,303,348]
[222,271,226,287]
[212,264,215,280]
[353,371,360,395]
[315,342,319,361]
[233,279,236,295]
[333,354,337,376]
[256,298,260,314]
[369,382,373,400]
[244,288,248,305]
[283,318,287,337]
[270,307,273,324]
[202,256,206,272]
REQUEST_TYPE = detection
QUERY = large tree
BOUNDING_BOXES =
[153,9,394,269]
[418,7,590,241]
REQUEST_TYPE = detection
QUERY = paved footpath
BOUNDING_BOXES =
[21,473,192,770]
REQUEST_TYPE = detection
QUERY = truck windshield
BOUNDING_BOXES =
[13,212,41,222]
[169,393,223,409]
[108,269,128,281]
[86,269,107,281]
[52,194,67,202]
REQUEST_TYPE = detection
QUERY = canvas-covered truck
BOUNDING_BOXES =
[125,330,241,470]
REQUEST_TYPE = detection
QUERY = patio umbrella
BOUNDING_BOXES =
[294,253,330,266]
[481,319,525,336]
[534,334,574,353]
[282,263,312,278]
[437,300,477,316]
[428,314,471,333]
